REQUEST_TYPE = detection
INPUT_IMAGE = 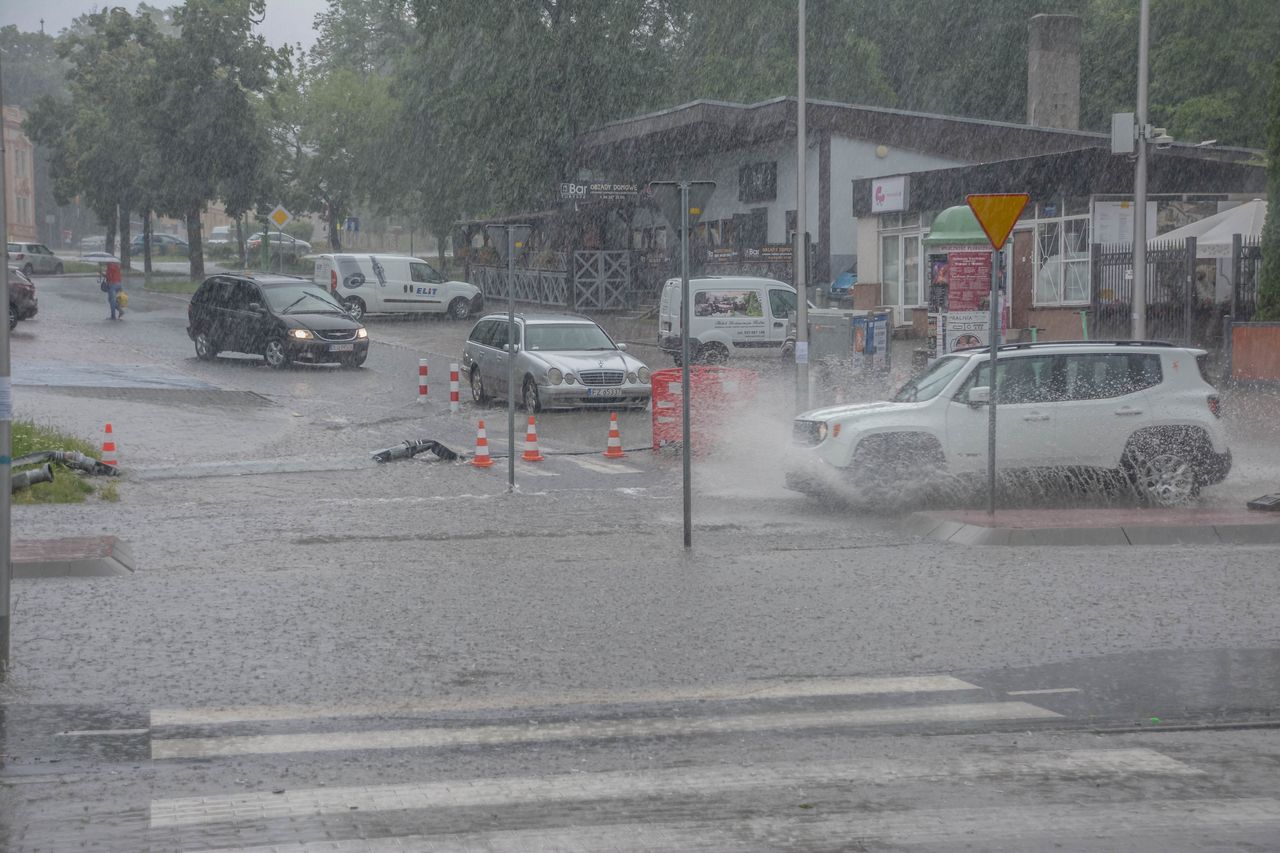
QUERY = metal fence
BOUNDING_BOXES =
[1232,235,1263,321]
[1091,237,1202,346]
[470,250,646,312]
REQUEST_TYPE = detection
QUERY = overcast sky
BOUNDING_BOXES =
[0,0,331,49]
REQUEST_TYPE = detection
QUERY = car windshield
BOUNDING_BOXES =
[264,285,345,314]
[892,354,969,402]
[524,323,616,351]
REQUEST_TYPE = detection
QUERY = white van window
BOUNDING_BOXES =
[694,290,764,318]
[410,262,442,284]
[768,289,796,319]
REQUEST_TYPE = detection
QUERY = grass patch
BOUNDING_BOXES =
[139,276,199,294]
[62,261,105,274]
[11,420,118,504]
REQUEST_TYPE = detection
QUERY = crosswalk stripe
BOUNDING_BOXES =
[566,456,640,474]
[150,748,1194,829]
[150,675,981,727]
[180,798,1280,852]
[513,464,558,477]
[150,701,1059,760]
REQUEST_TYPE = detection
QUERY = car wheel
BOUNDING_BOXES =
[194,331,219,361]
[22,263,33,277]
[343,296,366,321]
[697,342,729,364]
[1131,448,1199,506]
[522,377,541,413]
[8,304,16,331]
[470,366,490,404]
[263,337,292,369]
[850,434,945,505]
[54,263,64,275]
[447,297,471,321]
[340,352,367,369]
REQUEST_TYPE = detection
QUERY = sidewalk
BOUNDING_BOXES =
[909,507,1280,546]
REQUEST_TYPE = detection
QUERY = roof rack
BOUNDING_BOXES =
[995,340,1177,351]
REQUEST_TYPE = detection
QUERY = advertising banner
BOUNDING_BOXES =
[946,251,992,311]
[944,311,991,352]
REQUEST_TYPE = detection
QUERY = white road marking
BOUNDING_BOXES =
[57,728,150,737]
[150,701,1059,760]
[1007,687,1082,696]
[566,456,641,474]
[512,464,558,477]
[181,798,1280,851]
[151,674,981,727]
[151,747,1194,828]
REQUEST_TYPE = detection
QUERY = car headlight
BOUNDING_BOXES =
[547,368,563,385]
[637,367,650,383]
[627,371,638,383]
[356,328,368,339]
[290,329,313,340]
[817,422,828,441]
[565,373,577,384]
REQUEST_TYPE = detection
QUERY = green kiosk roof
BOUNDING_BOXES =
[922,204,990,247]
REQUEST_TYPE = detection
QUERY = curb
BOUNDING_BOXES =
[13,536,135,578]
[907,511,1280,547]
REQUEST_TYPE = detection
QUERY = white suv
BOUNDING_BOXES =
[787,341,1231,506]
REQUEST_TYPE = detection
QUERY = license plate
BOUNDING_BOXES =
[586,387,621,397]
[328,343,354,352]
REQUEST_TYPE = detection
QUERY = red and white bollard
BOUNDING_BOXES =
[418,359,429,402]
[449,363,460,413]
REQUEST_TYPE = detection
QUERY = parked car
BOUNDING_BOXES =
[247,232,312,258]
[8,265,39,330]
[6,242,63,276]
[829,264,857,303]
[463,312,651,412]
[130,233,190,256]
[186,273,369,369]
[313,253,483,321]
[787,341,1231,506]
[206,226,233,246]
[79,235,107,254]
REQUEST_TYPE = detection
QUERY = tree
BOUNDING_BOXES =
[311,0,417,75]
[1255,53,1280,321]
[0,26,68,107]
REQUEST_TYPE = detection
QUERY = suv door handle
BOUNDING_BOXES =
[1022,413,1050,422]
[1114,408,1143,416]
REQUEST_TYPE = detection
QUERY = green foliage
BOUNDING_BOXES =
[0,26,68,106]
[11,420,104,505]
[1255,54,1280,322]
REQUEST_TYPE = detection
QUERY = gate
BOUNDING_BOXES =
[1091,238,1201,345]
[1232,236,1263,321]
[572,251,631,311]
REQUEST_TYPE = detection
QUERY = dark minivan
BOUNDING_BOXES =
[187,273,369,368]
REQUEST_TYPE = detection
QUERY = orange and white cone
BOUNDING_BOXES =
[101,423,118,467]
[521,415,545,462]
[470,420,494,468]
[602,412,627,458]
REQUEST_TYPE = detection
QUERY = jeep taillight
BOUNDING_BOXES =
[1207,395,1221,418]
[330,269,338,292]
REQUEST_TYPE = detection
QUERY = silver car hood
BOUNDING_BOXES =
[524,350,640,373]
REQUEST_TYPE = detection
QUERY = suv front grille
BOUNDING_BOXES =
[315,329,357,342]
[580,370,624,386]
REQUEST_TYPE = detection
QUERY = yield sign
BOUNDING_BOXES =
[966,193,1030,251]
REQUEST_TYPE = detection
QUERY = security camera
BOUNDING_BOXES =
[1150,127,1174,150]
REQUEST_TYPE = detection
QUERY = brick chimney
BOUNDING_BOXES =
[1027,14,1081,130]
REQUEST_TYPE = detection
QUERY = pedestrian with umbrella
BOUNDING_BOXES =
[82,252,125,320]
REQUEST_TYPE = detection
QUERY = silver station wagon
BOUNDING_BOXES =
[462,312,652,412]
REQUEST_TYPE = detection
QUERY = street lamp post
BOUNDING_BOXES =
[794,0,810,411]
[0,58,12,676]
[485,223,531,494]
[1132,0,1150,340]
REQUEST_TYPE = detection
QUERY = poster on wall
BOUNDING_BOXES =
[946,251,993,311]
[945,311,991,352]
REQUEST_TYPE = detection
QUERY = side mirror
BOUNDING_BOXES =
[247,302,264,313]
[616,342,628,351]
[967,386,991,407]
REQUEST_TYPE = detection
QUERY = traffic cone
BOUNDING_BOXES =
[602,412,627,458]
[101,423,118,467]
[521,415,545,462]
[470,420,494,468]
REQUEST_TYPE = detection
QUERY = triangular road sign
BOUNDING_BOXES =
[966,194,1030,251]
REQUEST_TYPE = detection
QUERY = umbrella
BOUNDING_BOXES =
[1150,199,1267,259]
[80,251,120,263]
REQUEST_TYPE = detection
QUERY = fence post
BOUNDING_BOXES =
[1090,242,1101,332]
[1230,232,1242,319]
[1222,314,1233,386]
[1184,236,1196,347]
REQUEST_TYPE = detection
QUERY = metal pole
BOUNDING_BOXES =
[680,183,693,550]
[0,57,12,676]
[794,0,809,411]
[1132,0,1150,340]
[986,249,1000,516]
[507,228,516,493]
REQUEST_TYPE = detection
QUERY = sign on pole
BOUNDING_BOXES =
[965,193,1029,516]
[268,205,293,230]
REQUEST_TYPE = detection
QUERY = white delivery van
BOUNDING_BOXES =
[313,253,483,321]
[658,275,801,364]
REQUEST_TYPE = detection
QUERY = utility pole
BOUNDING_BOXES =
[0,57,13,676]
[794,0,810,411]
[1132,0,1150,340]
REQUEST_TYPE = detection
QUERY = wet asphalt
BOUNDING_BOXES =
[2,273,1279,851]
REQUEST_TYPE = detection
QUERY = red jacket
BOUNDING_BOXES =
[105,262,122,285]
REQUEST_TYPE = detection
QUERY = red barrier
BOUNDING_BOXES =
[651,366,759,454]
